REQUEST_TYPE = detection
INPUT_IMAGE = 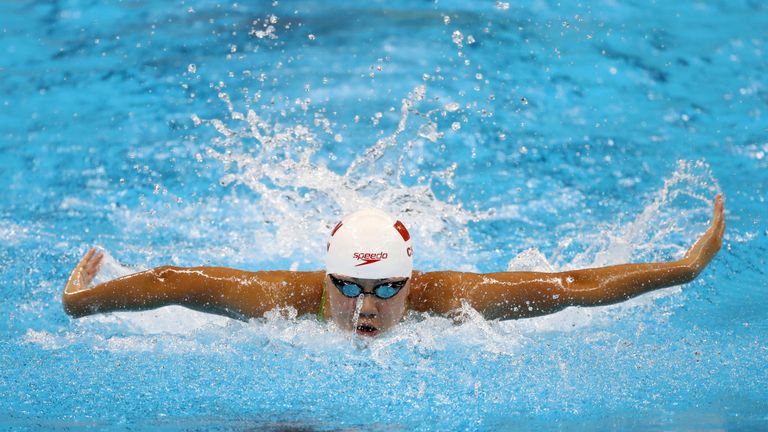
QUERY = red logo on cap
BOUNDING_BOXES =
[353,252,388,266]
[330,221,343,236]
[393,220,410,241]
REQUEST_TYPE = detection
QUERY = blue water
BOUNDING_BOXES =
[1,0,767,430]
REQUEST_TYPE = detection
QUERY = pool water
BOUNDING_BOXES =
[1,0,767,430]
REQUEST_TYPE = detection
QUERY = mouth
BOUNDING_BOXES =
[355,323,380,337]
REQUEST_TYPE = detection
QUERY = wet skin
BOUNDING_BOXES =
[324,274,410,337]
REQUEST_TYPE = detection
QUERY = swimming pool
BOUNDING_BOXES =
[1,0,766,430]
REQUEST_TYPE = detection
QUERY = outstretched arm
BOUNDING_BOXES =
[411,195,725,320]
[62,250,324,320]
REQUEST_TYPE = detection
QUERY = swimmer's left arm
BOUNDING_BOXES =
[414,195,725,320]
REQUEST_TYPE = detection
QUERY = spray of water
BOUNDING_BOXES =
[194,83,486,271]
[351,294,368,349]
[561,160,720,270]
[351,294,364,333]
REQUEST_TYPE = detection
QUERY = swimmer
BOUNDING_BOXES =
[63,195,725,337]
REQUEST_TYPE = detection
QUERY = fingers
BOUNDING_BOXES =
[86,251,104,272]
[708,194,724,232]
[77,247,96,269]
[83,251,104,279]
[714,194,724,219]
[714,194,725,236]
[74,247,105,287]
[682,195,725,266]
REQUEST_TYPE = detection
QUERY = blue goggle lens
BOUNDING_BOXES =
[375,285,398,299]
[340,284,362,297]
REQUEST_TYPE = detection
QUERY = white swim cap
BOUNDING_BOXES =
[325,209,413,279]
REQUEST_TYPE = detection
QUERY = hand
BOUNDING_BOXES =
[64,247,104,294]
[683,194,725,274]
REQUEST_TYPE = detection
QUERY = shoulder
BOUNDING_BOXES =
[408,271,474,314]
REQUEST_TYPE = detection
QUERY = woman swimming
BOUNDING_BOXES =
[63,195,725,337]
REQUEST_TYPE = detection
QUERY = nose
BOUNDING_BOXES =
[358,293,378,318]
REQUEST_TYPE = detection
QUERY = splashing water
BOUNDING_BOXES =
[352,294,364,333]
[192,83,486,271]
[562,160,721,270]
[351,294,368,349]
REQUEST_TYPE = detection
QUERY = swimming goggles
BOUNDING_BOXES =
[328,274,408,300]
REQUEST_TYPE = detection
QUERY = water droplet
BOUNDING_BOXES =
[444,102,460,112]
[334,134,343,143]
[495,1,510,10]
[187,64,197,73]
[452,30,464,48]
[519,146,528,154]
[451,122,461,131]
[443,15,451,25]
[422,73,430,81]
[418,123,441,142]
[520,96,528,105]
[308,34,316,41]
[467,35,476,45]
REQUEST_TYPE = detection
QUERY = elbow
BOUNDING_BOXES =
[151,265,188,303]
[558,273,591,306]
[153,265,180,278]
[152,265,181,290]
[559,274,615,307]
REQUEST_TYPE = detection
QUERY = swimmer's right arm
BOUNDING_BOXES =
[62,249,325,320]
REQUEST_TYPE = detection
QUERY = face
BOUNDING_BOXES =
[326,273,411,337]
